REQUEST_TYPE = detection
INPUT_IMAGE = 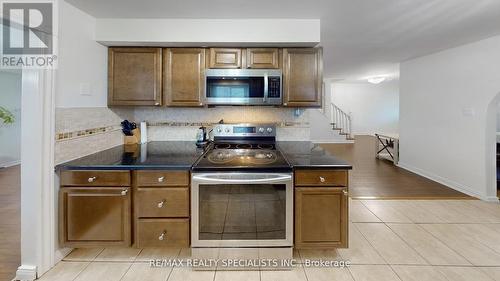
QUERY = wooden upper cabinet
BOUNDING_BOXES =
[282,48,323,107]
[208,48,242,68]
[108,48,162,106]
[164,48,205,106]
[246,48,279,69]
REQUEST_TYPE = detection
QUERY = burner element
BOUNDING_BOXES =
[215,143,231,149]
[236,144,253,149]
[257,144,274,150]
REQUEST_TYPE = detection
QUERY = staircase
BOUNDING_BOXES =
[330,103,354,141]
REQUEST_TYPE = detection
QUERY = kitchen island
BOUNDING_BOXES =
[56,141,352,249]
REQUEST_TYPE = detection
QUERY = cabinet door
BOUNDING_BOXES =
[108,48,162,106]
[164,48,205,106]
[282,48,323,107]
[59,187,131,247]
[208,48,242,68]
[295,187,348,248]
[246,48,279,69]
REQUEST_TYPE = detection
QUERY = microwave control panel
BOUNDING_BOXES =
[268,77,281,98]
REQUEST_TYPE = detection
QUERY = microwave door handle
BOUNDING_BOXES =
[263,73,268,103]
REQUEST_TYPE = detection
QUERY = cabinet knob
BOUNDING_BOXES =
[157,199,166,208]
[319,176,325,183]
[121,189,128,196]
[158,176,165,183]
[87,176,97,183]
[158,230,166,241]
[343,189,348,196]
[154,102,160,106]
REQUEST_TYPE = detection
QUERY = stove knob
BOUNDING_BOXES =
[217,128,222,133]
[258,127,265,133]
[225,128,230,133]
[266,127,273,133]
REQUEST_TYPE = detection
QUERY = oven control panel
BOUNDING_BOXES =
[213,124,276,137]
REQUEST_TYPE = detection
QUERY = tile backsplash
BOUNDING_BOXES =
[55,106,311,163]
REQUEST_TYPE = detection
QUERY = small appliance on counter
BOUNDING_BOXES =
[195,126,210,147]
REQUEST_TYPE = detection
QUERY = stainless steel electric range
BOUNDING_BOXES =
[191,123,293,248]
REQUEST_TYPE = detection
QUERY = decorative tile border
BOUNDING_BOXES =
[56,125,121,142]
[147,121,310,127]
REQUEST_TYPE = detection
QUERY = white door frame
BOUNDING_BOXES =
[15,68,60,280]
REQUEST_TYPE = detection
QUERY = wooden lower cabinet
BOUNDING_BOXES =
[135,187,189,218]
[59,186,131,247]
[136,218,189,248]
[294,186,348,249]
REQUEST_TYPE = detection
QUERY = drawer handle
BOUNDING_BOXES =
[319,176,325,183]
[121,189,128,196]
[158,230,166,241]
[157,199,166,208]
[87,176,97,183]
[158,176,165,183]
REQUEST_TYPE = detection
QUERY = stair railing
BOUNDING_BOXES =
[330,103,352,138]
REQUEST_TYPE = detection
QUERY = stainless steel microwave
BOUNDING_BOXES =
[205,69,282,106]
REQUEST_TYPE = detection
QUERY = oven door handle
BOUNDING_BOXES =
[192,173,292,184]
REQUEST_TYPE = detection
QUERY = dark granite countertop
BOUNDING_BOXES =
[56,141,208,171]
[56,141,352,171]
[277,141,352,169]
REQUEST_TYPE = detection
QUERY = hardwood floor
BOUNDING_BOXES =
[320,136,471,199]
[0,165,20,281]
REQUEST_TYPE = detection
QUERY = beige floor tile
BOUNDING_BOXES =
[135,247,181,262]
[348,265,400,281]
[121,263,172,281]
[467,201,500,219]
[485,223,500,234]
[63,248,104,261]
[167,266,215,281]
[179,248,219,259]
[355,223,426,265]
[480,267,500,281]
[74,262,131,281]
[384,201,444,223]
[214,270,260,281]
[218,248,260,270]
[304,266,354,281]
[445,201,500,223]
[95,248,142,262]
[412,201,476,223]
[293,249,303,264]
[38,261,89,281]
[261,267,307,281]
[421,224,500,266]
[436,266,495,281]
[337,224,385,265]
[456,224,500,253]
[350,200,381,222]
[391,265,448,281]
[361,200,412,223]
[387,223,470,266]
[299,249,342,261]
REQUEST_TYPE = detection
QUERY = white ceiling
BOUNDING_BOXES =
[66,0,500,81]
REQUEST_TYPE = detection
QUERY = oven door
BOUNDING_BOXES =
[191,172,293,247]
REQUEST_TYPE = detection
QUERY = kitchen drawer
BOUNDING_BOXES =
[136,187,189,218]
[135,170,189,187]
[136,218,189,247]
[60,170,130,187]
[295,170,348,187]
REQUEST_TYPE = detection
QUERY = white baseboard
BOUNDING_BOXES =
[15,265,37,281]
[311,139,354,144]
[397,161,491,200]
[0,159,20,168]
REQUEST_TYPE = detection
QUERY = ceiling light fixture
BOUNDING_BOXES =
[367,76,386,84]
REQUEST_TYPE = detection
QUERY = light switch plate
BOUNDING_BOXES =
[79,83,91,96]
[462,107,475,117]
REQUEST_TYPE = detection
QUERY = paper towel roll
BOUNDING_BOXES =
[140,121,148,144]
